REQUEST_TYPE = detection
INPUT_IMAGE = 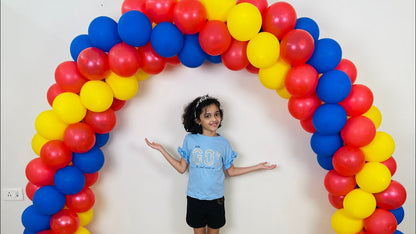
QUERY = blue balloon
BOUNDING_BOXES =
[295,17,320,41]
[95,132,110,148]
[21,205,51,233]
[118,10,152,47]
[390,206,404,225]
[88,16,122,52]
[312,104,347,135]
[178,34,207,68]
[316,70,351,103]
[23,229,37,234]
[151,22,184,58]
[70,34,93,61]
[316,155,334,170]
[54,166,85,195]
[32,186,65,216]
[73,147,105,174]
[206,54,222,64]
[310,132,343,157]
[394,231,403,234]
[307,38,342,73]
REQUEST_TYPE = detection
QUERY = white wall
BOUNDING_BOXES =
[1,0,414,233]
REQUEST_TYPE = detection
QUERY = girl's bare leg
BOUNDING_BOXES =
[207,227,220,234]
[194,227,206,234]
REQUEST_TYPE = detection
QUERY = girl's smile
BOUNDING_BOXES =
[196,104,222,137]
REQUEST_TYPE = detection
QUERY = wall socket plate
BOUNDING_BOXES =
[2,188,24,201]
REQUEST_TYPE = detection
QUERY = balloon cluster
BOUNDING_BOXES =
[22,0,407,233]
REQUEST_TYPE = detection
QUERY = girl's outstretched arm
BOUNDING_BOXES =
[226,162,277,177]
[145,138,188,174]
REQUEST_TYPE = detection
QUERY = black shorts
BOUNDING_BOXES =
[186,196,226,229]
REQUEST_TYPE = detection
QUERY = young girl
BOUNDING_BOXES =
[145,95,277,234]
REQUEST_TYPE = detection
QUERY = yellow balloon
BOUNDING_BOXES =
[247,32,280,69]
[78,209,94,226]
[343,189,376,219]
[200,0,235,21]
[31,133,49,156]
[276,86,291,99]
[134,69,150,81]
[258,58,290,89]
[360,131,395,162]
[74,226,90,234]
[227,3,262,41]
[106,72,139,101]
[331,209,363,234]
[80,81,114,112]
[362,105,382,129]
[52,92,87,124]
[356,162,392,193]
[35,110,68,140]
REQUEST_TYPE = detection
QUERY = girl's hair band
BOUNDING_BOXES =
[194,95,209,118]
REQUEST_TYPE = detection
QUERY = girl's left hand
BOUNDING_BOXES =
[258,162,277,170]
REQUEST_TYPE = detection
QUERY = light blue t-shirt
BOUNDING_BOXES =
[177,133,237,200]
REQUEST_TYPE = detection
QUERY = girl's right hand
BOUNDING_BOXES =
[145,138,164,152]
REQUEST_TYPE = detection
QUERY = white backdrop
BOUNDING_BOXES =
[1,0,414,233]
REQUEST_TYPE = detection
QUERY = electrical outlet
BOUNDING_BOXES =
[2,188,24,201]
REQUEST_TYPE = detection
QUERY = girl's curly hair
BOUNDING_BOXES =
[182,95,223,134]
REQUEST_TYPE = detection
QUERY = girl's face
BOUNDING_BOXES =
[196,104,222,137]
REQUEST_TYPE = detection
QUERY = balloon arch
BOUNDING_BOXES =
[21,0,407,233]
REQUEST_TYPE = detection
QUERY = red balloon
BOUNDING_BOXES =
[332,146,365,176]
[324,170,356,196]
[110,97,127,111]
[340,84,373,117]
[122,0,147,15]
[335,58,357,84]
[173,0,207,34]
[66,188,96,213]
[77,47,110,80]
[381,157,397,176]
[84,109,117,134]
[40,140,73,169]
[341,116,376,147]
[237,0,268,16]
[47,83,64,107]
[50,209,80,234]
[38,231,53,234]
[199,20,231,56]
[25,182,40,201]
[108,43,142,77]
[145,0,176,23]
[164,55,181,65]
[374,180,407,210]
[55,61,88,93]
[262,2,297,40]
[328,193,345,209]
[288,93,321,120]
[245,63,259,74]
[221,39,249,71]
[363,209,397,234]
[63,123,96,153]
[138,42,167,74]
[280,29,314,66]
[25,157,56,186]
[84,172,99,188]
[285,64,318,97]
[300,117,316,133]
